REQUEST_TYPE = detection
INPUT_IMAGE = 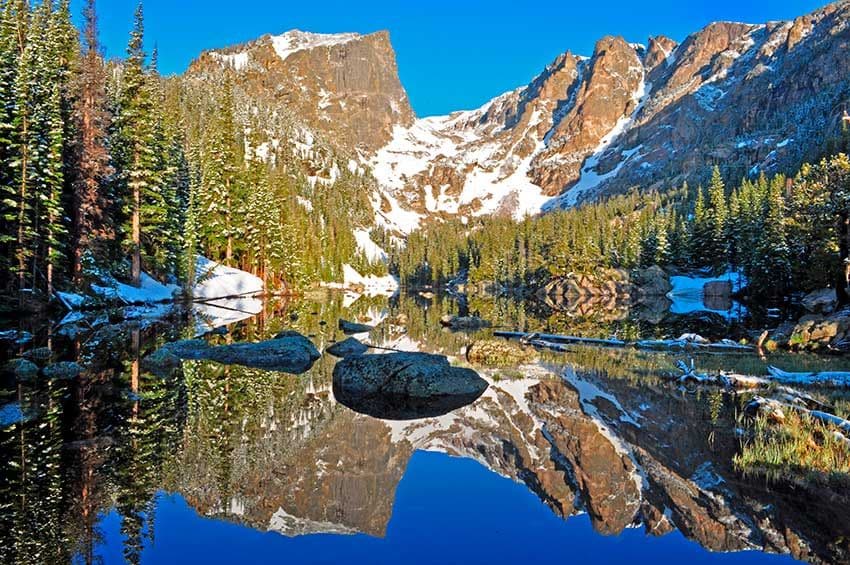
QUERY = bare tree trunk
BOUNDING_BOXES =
[132,153,141,287]
[225,178,233,265]
[838,213,850,307]
[131,327,140,418]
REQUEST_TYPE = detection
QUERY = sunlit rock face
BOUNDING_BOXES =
[185,2,850,233]
[187,30,414,155]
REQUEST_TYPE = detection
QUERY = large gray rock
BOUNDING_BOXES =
[633,266,672,297]
[466,339,538,366]
[326,337,369,358]
[333,352,487,399]
[333,352,488,420]
[160,332,320,374]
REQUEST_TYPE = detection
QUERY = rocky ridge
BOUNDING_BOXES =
[185,2,850,241]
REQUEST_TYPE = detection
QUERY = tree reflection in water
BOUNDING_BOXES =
[0,291,848,563]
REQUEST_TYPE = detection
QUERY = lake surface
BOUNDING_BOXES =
[1,291,849,564]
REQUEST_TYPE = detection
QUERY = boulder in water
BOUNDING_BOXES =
[338,319,374,335]
[160,332,320,374]
[326,337,369,358]
[334,352,487,400]
[333,352,487,420]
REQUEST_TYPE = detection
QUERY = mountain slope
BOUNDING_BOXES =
[184,1,850,238]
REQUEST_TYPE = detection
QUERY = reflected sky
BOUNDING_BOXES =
[93,451,795,565]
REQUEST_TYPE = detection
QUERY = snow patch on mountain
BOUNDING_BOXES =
[370,102,551,233]
[545,76,650,209]
[270,30,360,62]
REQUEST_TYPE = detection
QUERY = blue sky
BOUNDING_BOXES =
[87,0,828,117]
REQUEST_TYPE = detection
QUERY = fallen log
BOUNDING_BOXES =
[495,330,753,352]
[745,396,850,446]
[494,331,627,348]
[766,366,850,389]
[667,362,833,412]
[636,338,753,353]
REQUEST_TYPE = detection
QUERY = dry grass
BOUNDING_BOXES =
[734,410,850,489]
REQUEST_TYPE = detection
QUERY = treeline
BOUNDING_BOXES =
[0,0,383,306]
[394,154,850,303]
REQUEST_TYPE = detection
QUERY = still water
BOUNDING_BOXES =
[1,291,848,564]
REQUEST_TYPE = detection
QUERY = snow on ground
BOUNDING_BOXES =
[323,264,399,295]
[342,265,398,294]
[353,229,388,263]
[193,256,264,300]
[190,257,265,334]
[91,272,179,305]
[270,30,360,62]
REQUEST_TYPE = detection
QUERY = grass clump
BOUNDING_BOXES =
[734,411,850,489]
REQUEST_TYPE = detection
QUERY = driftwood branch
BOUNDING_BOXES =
[494,330,754,353]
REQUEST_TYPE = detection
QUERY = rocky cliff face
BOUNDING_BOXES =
[188,30,414,155]
[183,2,850,237]
[370,1,850,230]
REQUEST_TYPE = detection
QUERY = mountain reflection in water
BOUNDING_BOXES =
[0,291,848,564]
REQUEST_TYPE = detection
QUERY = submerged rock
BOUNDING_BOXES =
[333,352,488,419]
[439,315,491,330]
[22,347,52,364]
[326,337,369,358]
[159,332,320,374]
[466,339,538,366]
[42,362,83,380]
[5,358,38,380]
[338,319,374,335]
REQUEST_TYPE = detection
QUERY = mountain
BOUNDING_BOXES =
[184,1,850,238]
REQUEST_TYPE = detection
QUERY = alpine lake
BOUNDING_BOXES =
[2,288,850,565]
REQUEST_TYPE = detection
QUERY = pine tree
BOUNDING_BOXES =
[113,1,162,285]
[70,0,112,282]
[0,0,20,290]
[706,166,728,271]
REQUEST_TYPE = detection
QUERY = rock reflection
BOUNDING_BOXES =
[334,386,486,420]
